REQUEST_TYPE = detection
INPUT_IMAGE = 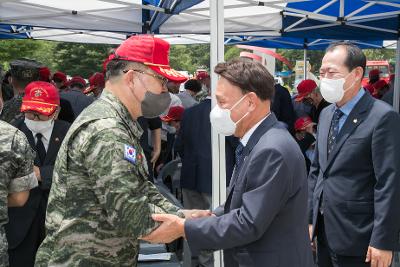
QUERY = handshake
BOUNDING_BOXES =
[140,209,214,244]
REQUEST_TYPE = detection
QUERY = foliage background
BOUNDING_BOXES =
[0,40,395,79]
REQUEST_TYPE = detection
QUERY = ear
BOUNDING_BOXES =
[54,107,61,120]
[122,69,136,88]
[354,66,364,81]
[247,92,258,112]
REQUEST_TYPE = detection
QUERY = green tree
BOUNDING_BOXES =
[0,40,46,69]
[53,43,114,78]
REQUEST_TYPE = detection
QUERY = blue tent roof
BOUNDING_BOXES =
[226,36,384,50]
[283,0,400,40]
[150,0,202,33]
[0,24,30,39]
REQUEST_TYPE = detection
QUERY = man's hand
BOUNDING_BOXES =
[181,209,213,219]
[151,150,161,168]
[365,246,392,267]
[140,214,185,244]
[308,224,316,251]
[33,166,41,182]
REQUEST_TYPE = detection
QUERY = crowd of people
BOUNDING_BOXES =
[0,35,399,267]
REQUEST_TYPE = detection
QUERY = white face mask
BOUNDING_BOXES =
[164,124,177,134]
[210,95,249,136]
[24,118,54,134]
[320,71,355,103]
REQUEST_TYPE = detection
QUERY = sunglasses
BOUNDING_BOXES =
[123,69,168,87]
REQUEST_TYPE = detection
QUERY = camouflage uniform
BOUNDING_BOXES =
[35,90,182,267]
[195,89,209,102]
[0,121,38,267]
[0,95,24,124]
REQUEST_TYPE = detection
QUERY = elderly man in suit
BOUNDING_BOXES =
[6,81,70,267]
[142,58,313,267]
[309,42,400,267]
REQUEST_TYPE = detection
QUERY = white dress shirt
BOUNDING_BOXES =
[31,124,54,152]
[240,112,271,147]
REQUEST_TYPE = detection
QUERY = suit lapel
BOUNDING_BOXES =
[20,123,36,148]
[226,113,278,199]
[45,122,62,165]
[325,92,373,170]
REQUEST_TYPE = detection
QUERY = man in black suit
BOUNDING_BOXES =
[272,83,296,133]
[143,58,313,267]
[6,81,70,267]
[309,42,400,267]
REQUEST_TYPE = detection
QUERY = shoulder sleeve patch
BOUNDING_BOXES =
[124,144,137,164]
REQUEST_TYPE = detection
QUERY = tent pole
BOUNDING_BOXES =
[394,37,400,112]
[304,48,307,80]
[210,0,225,267]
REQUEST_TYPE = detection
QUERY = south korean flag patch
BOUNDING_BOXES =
[124,144,137,164]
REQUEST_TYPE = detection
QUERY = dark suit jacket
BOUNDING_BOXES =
[309,91,400,256]
[272,84,296,134]
[6,119,70,266]
[185,114,313,267]
[175,99,237,194]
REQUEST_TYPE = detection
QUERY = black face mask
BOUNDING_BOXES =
[141,91,171,118]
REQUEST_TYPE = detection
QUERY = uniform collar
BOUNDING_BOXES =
[99,90,143,138]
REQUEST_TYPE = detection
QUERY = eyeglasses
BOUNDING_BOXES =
[25,111,53,121]
[123,69,168,87]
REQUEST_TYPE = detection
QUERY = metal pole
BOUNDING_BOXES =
[394,37,400,112]
[210,0,225,267]
[304,48,307,80]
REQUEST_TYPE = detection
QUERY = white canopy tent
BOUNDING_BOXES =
[0,0,156,32]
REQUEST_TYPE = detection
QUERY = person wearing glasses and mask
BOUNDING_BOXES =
[309,42,400,267]
[35,35,191,267]
[6,81,70,267]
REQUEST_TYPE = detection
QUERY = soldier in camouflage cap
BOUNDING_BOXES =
[195,71,211,102]
[35,35,188,267]
[0,59,41,124]
[0,121,38,266]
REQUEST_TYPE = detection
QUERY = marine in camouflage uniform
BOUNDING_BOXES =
[0,95,24,124]
[195,89,209,102]
[0,121,38,266]
[0,59,41,124]
[35,90,182,267]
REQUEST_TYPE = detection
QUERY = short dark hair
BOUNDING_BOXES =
[184,79,202,93]
[105,59,147,81]
[214,58,274,101]
[326,42,366,76]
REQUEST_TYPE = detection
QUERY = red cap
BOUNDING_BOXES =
[39,67,51,82]
[106,35,187,83]
[68,76,86,88]
[161,106,184,122]
[373,79,388,90]
[84,72,105,94]
[21,81,60,116]
[196,71,210,80]
[52,71,67,84]
[295,79,317,102]
[295,116,315,131]
[369,69,380,79]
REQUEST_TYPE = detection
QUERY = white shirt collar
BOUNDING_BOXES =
[240,113,271,147]
[31,124,54,152]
